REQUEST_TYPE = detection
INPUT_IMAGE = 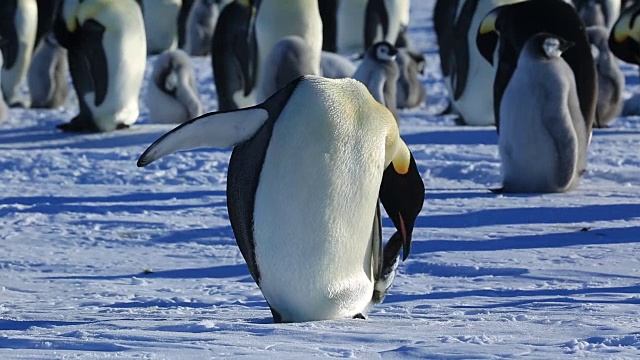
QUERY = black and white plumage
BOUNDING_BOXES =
[573,0,621,29]
[586,26,624,127]
[609,1,640,115]
[146,49,202,124]
[364,0,411,50]
[353,41,400,120]
[210,0,255,111]
[494,33,590,193]
[53,0,147,132]
[137,75,425,323]
[0,0,38,107]
[27,33,69,109]
[0,51,9,122]
[476,0,597,135]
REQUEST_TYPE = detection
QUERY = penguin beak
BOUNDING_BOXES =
[609,7,640,65]
[476,8,501,65]
[379,150,425,261]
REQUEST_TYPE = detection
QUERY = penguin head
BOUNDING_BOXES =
[371,41,398,62]
[609,3,640,64]
[380,137,425,261]
[540,34,574,59]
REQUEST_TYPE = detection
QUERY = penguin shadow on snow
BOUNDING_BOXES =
[400,128,499,146]
[410,225,640,256]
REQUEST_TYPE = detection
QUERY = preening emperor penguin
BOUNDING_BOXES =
[137,75,425,323]
[183,0,231,56]
[476,0,597,136]
[0,0,38,107]
[146,49,203,124]
[395,48,426,109]
[353,41,400,121]
[586,26,624,127]
[27,33,69,109]
[210,0,256,111]
[434,0,523,125]
[495,33,589,193]
[253,0,323,104]
[53,0,146,132]
[364,0,411,50]
[140,0,181,55]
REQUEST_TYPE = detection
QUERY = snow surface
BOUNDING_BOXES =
[2,1,640,358]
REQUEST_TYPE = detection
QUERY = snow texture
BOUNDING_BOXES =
[2,1,640,358]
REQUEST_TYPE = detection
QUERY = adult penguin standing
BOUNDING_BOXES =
[476,0,597,134]
[137,75,425,323]
[53,0,147,132]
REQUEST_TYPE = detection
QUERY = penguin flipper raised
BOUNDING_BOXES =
[137,107,270,167]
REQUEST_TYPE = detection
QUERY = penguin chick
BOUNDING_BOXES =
[586,26,624,127]
[498,33,590,193]
[28,33,69,109]
[147,49,203,124]
[353,41,400,121]
[395,47,426,109]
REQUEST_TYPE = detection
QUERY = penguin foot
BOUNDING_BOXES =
[57,115,100,133]
[353,313,366,320]
[9,100,29,108]
[490,187,505,194]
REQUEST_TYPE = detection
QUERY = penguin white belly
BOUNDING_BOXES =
[1,0,37,105]
[253,79,386,322]
[499,60,579,193]
[142,0,181,54]
[85,20,146,131]
[254,2,322,103]
[336,0,367,55]
[381,0,410,44]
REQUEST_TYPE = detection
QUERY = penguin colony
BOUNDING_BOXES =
[2,0,640,322]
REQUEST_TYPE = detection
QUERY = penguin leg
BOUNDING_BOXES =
[353,313,366,320]
[490,187,505,194]
[269,306,283,324]
[57,114,100,133]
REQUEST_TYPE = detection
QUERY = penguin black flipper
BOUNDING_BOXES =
[138,78,303,285]
[433,0,460,78]
[364,0,389,50]
[34,0,62,49]
[318,0,338,52]
[211,1,256,111]
[452,0,479,101]
[0,1,19,70]
[80,19,109,107]
[371,202,383,284]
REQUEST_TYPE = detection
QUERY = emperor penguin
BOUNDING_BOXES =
[146,49,203,124]
[257,36,316,102]
[495,33,589,193]
[27,33,69,109]
[336,0,368,55]
[364,0,411,50]
[476,0,597,136]
[137,75,425,323]
[210,0,256,111]
[434,0,523,126]
[353,41,400,121]
[395,48,426,109]
[53,0,147,132]
[586,26,624,127]
[253,0,323,104]
[140,0,182,55]
[183,0,231,56]
[0,0,38,107]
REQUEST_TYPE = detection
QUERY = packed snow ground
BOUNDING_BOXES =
[2,1,640,358]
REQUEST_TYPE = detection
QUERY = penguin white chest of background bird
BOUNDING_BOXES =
[254,1,323,98]
[253,79,389,322]
[499,54,582,192]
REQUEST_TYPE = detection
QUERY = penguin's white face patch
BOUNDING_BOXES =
[376,45,396,62]
[543,37,563,58]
